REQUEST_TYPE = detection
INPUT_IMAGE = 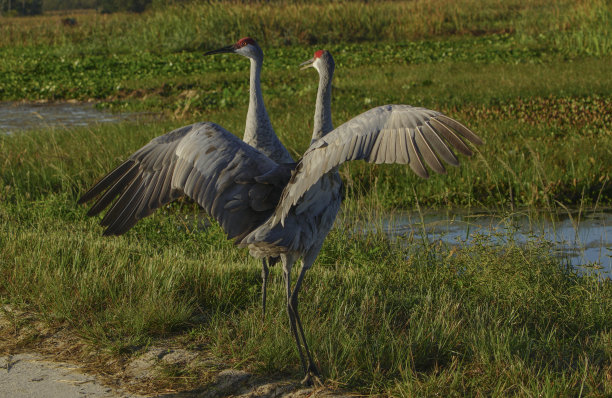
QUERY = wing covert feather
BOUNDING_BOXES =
[273,104,482,224]
[79,122,292,240]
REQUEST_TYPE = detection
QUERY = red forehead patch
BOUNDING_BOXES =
[314,50,325,59]
[236,37,256,47]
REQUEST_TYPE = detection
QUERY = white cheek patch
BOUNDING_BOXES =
[238,44,256,57]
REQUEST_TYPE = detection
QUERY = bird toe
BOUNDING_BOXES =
[300,366,322,387]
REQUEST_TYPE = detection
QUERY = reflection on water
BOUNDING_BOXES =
[0,102,133,134]
[352,209,612,278]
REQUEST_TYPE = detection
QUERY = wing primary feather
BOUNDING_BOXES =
[415,126,446,174]
[189,172,206,203]
[359,130,376,162]
[137,179,161,217]
[369,131,384,164]
[406,128,429,178]
[158,164,177,206]
[151,143,177,170]
[329,142,344,170]
[384,129,396,163]
[136,147,159,169]
[147,168,171,209]
[183,168,201,197]
[422,122,459,166]
[200,169,219,211]
[86,163,140,217]
[173,158,192,189]
[78,160,135,204]
[338,135,353,165]
[436,114,483,145]
[429,118,473,157]
[104,198,144,235]
[133,174,158,218]
[107,181,152,235]
[351,133,364,160]
[100,174,143,227]
[348,133,359,160]
[106,217,139,237]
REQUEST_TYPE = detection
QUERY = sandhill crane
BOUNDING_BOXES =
[79,37,292,318]
[78,47,482,385]
[204,37,294,318]
[204,38,293,164]
[241,49,483,384]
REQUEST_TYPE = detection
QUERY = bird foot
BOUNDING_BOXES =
[300,365,322,387]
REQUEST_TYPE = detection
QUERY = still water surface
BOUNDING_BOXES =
[0,102,133,134]
[353,209,612,278]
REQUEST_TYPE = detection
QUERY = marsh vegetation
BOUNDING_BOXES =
[0,1,611,396]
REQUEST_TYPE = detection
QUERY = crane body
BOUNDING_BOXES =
[79,46,483,385]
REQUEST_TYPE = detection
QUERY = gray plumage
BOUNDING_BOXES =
[272,105,483,225]
[202,37,293,319]
[79,48,482,385]
[240,50,482,384]
[79,37,293,240]
[79,122,291,239]
[206,37,293,317]
[203,37,293,164]
[239,41,294,164]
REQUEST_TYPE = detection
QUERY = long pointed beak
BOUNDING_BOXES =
[299,57,315,70]
[205,44,235,56]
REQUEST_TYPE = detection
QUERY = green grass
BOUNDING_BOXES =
[1,34,611,105]
[0,3,610,208]
[1,0,611,395]
[1,0,610,55]
[1,188,611,395]
[0,121,611,395]
[2,59,611,209]
[0,0,610,105]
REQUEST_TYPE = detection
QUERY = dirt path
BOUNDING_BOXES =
[0,349,348,398]
[0,352,140,398]
[0,307,350,397]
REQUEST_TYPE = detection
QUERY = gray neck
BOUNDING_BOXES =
[312,67,333,143]
[244,57,293,163]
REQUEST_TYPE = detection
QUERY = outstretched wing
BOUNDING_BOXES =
[273,105,483,224]
[79,122,292,240]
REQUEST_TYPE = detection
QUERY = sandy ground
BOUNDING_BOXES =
[0,307,349,397]
[0,351,348,398]
[0,353,141,398]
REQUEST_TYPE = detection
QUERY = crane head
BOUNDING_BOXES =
[205,37,263,61]
[299,50,334,75]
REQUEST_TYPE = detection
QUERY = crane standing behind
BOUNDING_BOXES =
[79,37,292,318]
[204,37,294,318]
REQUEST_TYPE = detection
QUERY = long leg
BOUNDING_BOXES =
[261,258,269,320]
[281,254,308,374]
[290,258,320,385]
